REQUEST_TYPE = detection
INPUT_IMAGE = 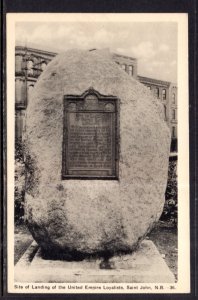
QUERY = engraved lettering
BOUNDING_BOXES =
[68,113,112,169]
[63,89,118,178]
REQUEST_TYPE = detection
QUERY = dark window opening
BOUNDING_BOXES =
[172,109,176,120]
[162,89,166,100]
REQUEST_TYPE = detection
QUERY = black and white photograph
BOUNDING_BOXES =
[6,13,189,294]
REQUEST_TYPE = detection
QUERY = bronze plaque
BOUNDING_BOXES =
[62,88,119,179]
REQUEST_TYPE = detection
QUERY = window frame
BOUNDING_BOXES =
[162,89,166,100]
[128,65,133,76]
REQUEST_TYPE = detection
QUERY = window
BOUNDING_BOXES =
[162,89,166,100]
[41,62,47,71]
[15,55,23,73]
[172,126,176,138]
[172,93,176,104]
[27,60,34,76]
[128,65,133,76]
[156,88,160,98]
[15,78,23,104]
[172,109,176,120]
[154,87,159,98]
[121,64,126,71]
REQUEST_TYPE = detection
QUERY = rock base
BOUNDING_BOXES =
[15,240,175,283]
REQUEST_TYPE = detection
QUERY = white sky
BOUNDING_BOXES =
[16,22,177,82]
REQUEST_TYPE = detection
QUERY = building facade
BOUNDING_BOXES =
[15,46,177,151]
[137,76,177,152]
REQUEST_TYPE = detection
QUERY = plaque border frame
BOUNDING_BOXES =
[62,88,120,180]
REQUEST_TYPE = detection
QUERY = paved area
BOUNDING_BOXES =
[15,240,175,283]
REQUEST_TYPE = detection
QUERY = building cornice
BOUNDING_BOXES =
[15,46,57,58]
[112,53,137,62]
[137,75,171,87]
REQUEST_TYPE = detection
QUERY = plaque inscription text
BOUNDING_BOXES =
[62,89,119,179]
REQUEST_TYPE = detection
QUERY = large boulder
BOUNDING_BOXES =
[24,49,170,257]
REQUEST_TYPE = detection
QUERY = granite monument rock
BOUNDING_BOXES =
[24,49,170,257]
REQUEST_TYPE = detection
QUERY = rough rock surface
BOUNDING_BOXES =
[24,49,170,257]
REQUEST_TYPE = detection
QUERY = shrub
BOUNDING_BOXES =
[14,140,25,224]
[160,159,177,225]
